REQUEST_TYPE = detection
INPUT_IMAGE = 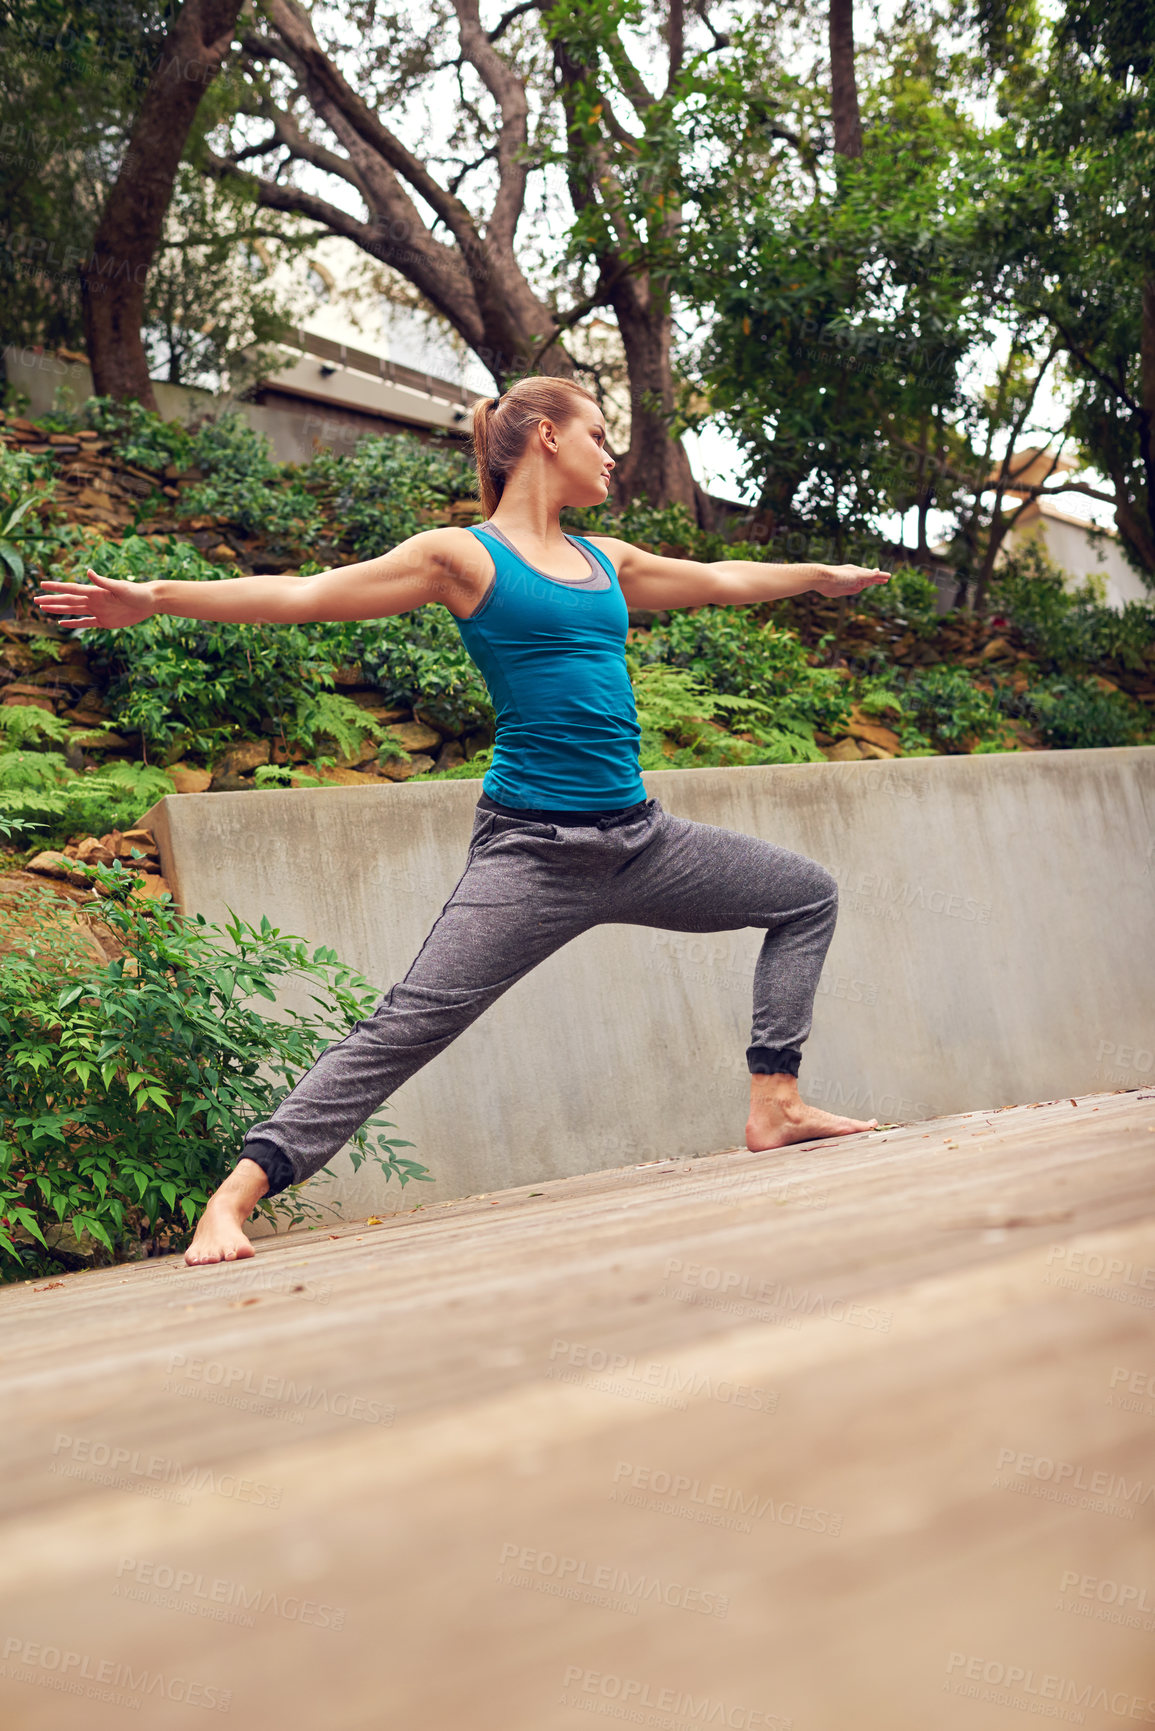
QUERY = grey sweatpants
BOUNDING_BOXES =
[240,796,838,1194]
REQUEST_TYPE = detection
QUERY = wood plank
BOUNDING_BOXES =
[2,1089,1154,1729]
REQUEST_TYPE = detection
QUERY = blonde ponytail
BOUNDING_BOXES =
[471,397,503,518]
[470,376,599,518]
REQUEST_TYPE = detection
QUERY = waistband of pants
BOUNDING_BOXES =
[477,790,652,828]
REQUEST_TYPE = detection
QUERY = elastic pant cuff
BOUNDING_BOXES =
[746,1045,802,1078]
[237,1137,295,1198]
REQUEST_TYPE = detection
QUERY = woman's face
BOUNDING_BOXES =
[545,399,615,506]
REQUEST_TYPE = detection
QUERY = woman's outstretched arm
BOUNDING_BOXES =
[585,535,891,610]
[32,529,478,631]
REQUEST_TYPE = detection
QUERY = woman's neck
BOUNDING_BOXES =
[488,476,567,548]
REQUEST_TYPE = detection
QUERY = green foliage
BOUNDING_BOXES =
[140,167,310,396]
[0,707,73,751]
[83,397,193,475]
[892,663,1006,754]
[627,660,826,767]
[253,764,321,788]
[564,499,705,554]
[988,544,1155,675]
[1013,675,1149,750]
[77,537,347,755]
[856,564,942,629]
[348,608,495,735]
[0,750,72,793]
[0,875,428,1280]
[182,411,323,548]
[0,4,174,357]
[633,603,852,735]
[0,446,58,602]
[409,745,495,782]
[287,691,387,763]
[66,537,493,759]
[308,432,476,560]
[0,759,176,847]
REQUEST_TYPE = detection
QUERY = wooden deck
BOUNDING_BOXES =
[3,1087,1155,1730]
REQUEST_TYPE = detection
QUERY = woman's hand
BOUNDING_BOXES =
[810,565,892,598]
[32,568,157,631]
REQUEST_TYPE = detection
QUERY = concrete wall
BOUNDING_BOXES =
[141,750,1155,1219]
[2,344,467,464]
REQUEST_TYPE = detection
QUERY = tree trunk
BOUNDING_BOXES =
[1136,272,1155,573]
[80,0,245,407]
[608,273,699,514]
[829,0,863,160]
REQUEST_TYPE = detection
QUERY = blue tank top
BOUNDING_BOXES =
[452,523,647,810]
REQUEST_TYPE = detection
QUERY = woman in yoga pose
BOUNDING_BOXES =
[34,377,890,1266]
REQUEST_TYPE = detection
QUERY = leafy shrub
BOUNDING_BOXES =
[1011,675,1149,750]
[0,870,429,1281]
[83,396,193,474]
[587,499,700,554]
[287,691,390,764]
[78,537,351,755]
[892,663,1006,753]
[182,411,323,548]
[309,431,476,560]
[409,744,495,782]
[856,563,941,628]
[634,604,851,735]
[627,661,825,768]
[0,706,73,751]
[348,607,494,735]
[0,446,59,602]
[988,543,1155,674]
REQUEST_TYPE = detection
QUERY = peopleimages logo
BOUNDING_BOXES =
[1058,1570,1155,1614]
[114,1558,346,1631]
[661,1259,893,1332]
[163,1352,391,1424]
[558,1665,791,1728]
[611,1461,843,1537]
[497,1543,730,1619]
[992,1448,1153,1520]
[50,1435,282,1508]
[1,1635,230,1712]
[546,1340,778,1412]
[944,1650,1155,1719]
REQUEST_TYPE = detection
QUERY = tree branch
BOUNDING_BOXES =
[524,263,634,367]
[246,100,371,195]
[692,1,730,52]
[828,0,863,158]
[449,0,531,257]
[266,0,486,265]
[201,149,485,347]
[667,0,685,92]
[488,0,537,43]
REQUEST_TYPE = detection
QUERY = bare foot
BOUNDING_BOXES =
[746,1073,877,1152]
[184,1158,269,1266]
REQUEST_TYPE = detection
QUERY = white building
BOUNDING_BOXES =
[991,448,1152,611]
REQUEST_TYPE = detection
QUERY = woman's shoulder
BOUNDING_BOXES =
[572,532,626,574]
[401,526,497,617]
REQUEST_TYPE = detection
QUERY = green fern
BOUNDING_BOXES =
[0,708,73,750]
[630,662,720,734]
[253,764,322,788]
[710,694,827,764]
[288,691,389,762]
[0,750,72,792]
[0,758,174,844]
